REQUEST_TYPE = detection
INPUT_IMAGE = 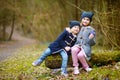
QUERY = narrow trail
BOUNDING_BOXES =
[0,27,38,62]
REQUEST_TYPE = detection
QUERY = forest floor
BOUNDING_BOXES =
[0,27,38,62]
[0,42,120,80]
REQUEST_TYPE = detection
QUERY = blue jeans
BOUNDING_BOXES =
[35,48,68,69]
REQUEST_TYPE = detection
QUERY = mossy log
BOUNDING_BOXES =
[45,51,120,69]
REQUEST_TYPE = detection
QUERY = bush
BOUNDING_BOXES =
[91,51,120,66]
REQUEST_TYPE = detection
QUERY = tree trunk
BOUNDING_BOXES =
[2,24,6,41]
[8,13,15,41]
[75,0,79,20]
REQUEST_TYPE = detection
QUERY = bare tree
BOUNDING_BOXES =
[8,13,15,40]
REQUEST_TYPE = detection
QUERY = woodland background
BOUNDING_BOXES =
[0,0,120,79]
[0,0,120,50]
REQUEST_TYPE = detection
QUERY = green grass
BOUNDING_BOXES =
[0,44,120,80]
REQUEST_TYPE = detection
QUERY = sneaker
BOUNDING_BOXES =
[85,67,92,72]
[51,69,60,74]
[74,69,80,74]
[61,68,68,77]
[61,72,68,77]
[32,62,37,66]
[32,60,42,66]
[74,67,80,75]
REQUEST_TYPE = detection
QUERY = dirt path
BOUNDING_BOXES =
[0,27,38,62]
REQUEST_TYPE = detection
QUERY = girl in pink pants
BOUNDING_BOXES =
[71,45,92,74]
[71,11,96,75]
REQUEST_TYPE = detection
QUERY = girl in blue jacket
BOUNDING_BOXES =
[32,20,80,76]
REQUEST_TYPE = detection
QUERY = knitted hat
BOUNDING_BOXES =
[80,12,94,22]
[69,20,80,28]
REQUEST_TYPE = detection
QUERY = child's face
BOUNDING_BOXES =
[70,26,80,35]
[81,17,90,26]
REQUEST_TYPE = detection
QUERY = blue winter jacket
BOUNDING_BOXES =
[49,29,77,54]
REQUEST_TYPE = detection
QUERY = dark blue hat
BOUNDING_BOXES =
[69,20,80,28]
[80,12,94,22]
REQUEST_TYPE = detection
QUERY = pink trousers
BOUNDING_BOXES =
[71,45,89,69]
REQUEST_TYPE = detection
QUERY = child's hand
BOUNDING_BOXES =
[89,33,94,39]
[66,27,71,33]
[65,46,71,51]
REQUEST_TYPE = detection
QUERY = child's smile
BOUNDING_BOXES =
[81,17,90,26]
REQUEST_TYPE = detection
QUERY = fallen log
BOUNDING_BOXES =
[45,51,120,69]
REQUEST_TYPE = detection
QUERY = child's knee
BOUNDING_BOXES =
[71,47,80,53]
[77,53,84,58]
